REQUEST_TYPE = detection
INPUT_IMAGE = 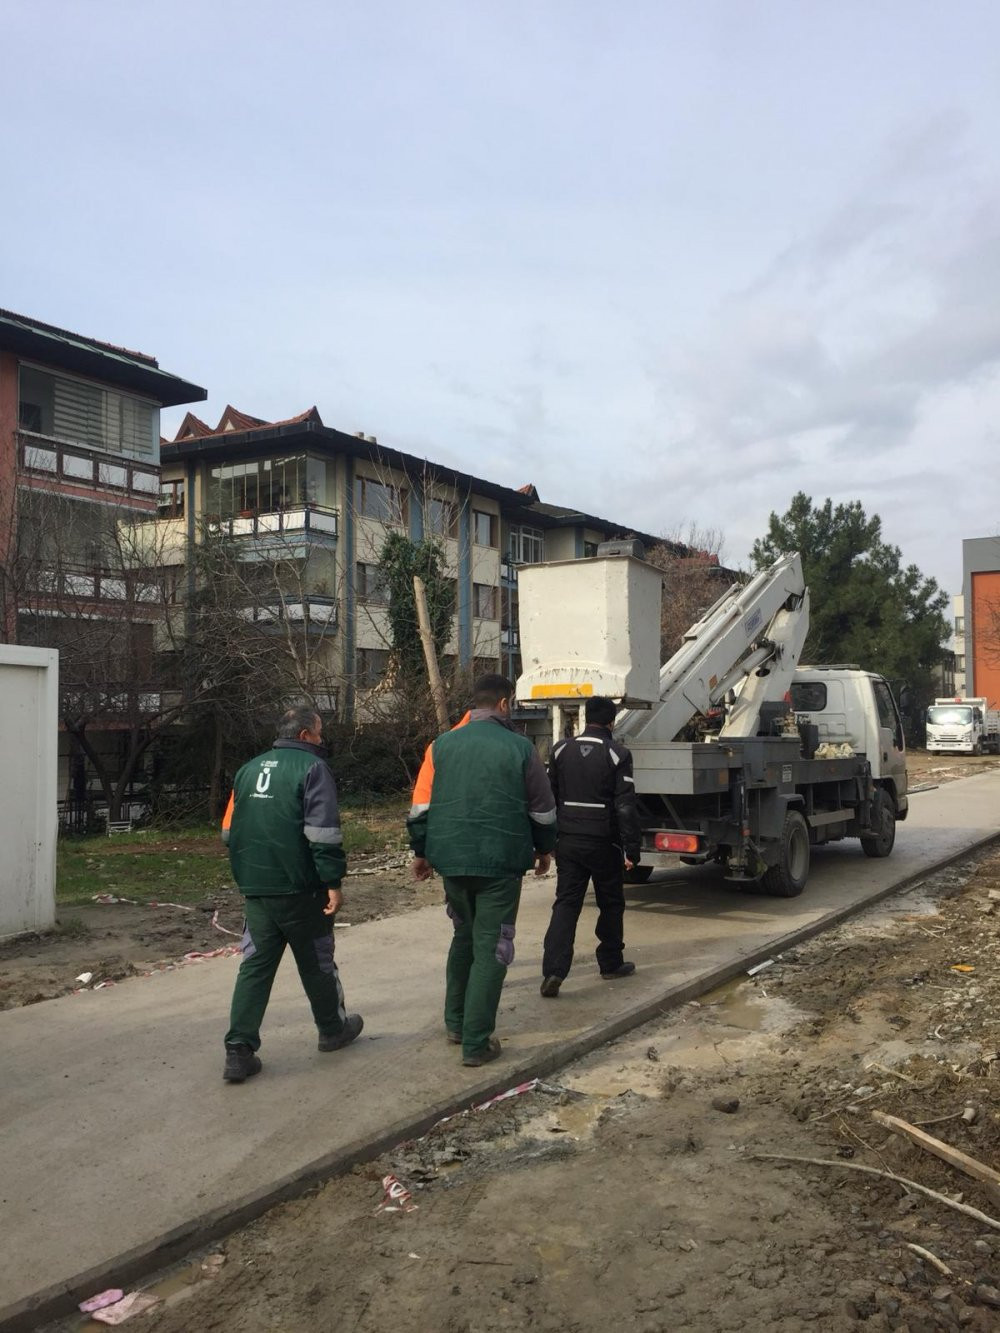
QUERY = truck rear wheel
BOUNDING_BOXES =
[760,810,809,897]
[860,789,895,858]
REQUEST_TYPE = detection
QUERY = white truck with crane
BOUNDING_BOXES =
[515,545,908,897]
[925,697,1000,756]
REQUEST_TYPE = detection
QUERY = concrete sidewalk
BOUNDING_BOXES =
[3,773,1000,1329]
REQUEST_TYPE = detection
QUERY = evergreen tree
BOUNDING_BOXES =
[751,493,949,711]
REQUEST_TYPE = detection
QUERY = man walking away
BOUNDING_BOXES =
[221,705,363,1083]
[408,674,557,1067]
[541,695,642,997]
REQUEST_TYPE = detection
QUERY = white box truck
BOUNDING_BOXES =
[516,548,907,897]
[925,697,1000,755]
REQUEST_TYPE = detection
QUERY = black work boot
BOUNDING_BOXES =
[600,961,636,980]
[540,976,562,998]
[462,1036,502,1067]
[223,1044,262,1083]
[318,1013,364,1052]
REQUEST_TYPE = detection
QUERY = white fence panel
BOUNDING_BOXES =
[0,646,58,938]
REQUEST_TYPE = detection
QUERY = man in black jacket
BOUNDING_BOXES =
[540,696,642,997]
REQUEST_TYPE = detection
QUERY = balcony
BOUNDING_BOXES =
[210,505,339,540]
[18,433,159,505]
[61,686,183,720]
[29,564,167,607]
[236,593,338,632]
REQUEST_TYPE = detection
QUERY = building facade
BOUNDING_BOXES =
[154,407,660,716]
[0,309,205,816]
[961,538,1000,707]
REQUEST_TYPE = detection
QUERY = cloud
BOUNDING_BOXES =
[624,112,1000,589]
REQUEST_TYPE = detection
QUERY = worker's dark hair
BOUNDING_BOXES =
[473,673,515,708]
[585,696,617,728]
[276,703,321,739]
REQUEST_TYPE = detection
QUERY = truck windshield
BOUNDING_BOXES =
[927,706,972,726]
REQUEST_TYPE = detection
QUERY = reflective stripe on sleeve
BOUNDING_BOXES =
[529,808,557,824]
[408,802,430,819]
[304,825,343,844]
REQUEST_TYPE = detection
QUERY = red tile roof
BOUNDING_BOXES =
[170,405,323,443]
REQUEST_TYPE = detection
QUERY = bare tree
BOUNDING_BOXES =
[14,490,203,822]
[646,525,737,662]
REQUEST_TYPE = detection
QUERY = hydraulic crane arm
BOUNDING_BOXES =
[615,552,809,745]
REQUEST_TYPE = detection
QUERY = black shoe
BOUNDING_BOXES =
[540,976,562,998]
[446,1029,462,1044]
[600,962,636,980]
[462,1036,502,1067]
[318,1013,364,1052]
[223,1044,262,1083]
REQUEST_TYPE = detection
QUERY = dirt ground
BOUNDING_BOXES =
[47,799,1000,1332]
[0,848,440,1011]
[2,750,996,1013]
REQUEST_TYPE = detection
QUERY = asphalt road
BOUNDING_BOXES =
[3,771,999,1330]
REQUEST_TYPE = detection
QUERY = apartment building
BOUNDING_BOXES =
[951,593,967,696]
[961,538,1000,707]
[0,309,205,812]
[156,406,659,715]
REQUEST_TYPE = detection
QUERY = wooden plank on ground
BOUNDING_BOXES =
[872,1110,1000,1195]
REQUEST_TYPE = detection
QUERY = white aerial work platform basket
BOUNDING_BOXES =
[515,552,663,707]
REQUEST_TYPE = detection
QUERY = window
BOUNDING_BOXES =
[872,680,898,730]
[356,562,390,604]
[473,583,498,619]
[583,541,599,558]
[208,454,329,518]
[472,509,498,547]
[356,647,390,688]
[790,681,827,712]
[18,365,158,458]
[508,525,544,564]
[955,616,965,635]
[355,475,407,525]
[425,497,458,538]
[158,480,185,518]
[956,654,966,672]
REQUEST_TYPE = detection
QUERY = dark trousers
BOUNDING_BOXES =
[443,874,521,1059]
[541,836,626,980]
[226,892,348,1050]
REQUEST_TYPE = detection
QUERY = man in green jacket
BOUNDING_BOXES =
[220,704,363,1083]
[408,674,557,1067]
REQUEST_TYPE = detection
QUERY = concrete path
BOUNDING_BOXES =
[3,772,1000,1329]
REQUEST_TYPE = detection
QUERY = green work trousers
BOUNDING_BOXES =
[443,874,522,1059]
[225,892,347,1051]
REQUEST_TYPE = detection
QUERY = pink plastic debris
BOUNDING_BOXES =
[377,1173,418,1213]
[91,1292,159,1324]
[471,1079,540,1113]
[79,1289,124,1313]
[210,908,242,938]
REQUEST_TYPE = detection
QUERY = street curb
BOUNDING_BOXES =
[6,829,999,1333]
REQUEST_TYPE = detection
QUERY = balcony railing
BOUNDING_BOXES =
[17,432,159,503]
[61,686,183,718]
[236,593,338,631]
[28,564,166,606]
[210,505,339,539]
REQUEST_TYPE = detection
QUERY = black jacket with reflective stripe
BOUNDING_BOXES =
[548,727,641,861]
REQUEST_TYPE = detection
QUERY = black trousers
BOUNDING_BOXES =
[541,835,626,980]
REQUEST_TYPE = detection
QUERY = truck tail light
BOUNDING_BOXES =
[653,832,701,854]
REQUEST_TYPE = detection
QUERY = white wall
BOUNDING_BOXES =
[0,646,58,938]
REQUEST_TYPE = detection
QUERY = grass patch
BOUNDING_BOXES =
[56,798,411,906]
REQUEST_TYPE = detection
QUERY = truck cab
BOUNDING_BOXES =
[790,667,908,820]
[925,697,1000,755]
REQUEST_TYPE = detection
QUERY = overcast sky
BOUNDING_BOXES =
[4,0,1000,600]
